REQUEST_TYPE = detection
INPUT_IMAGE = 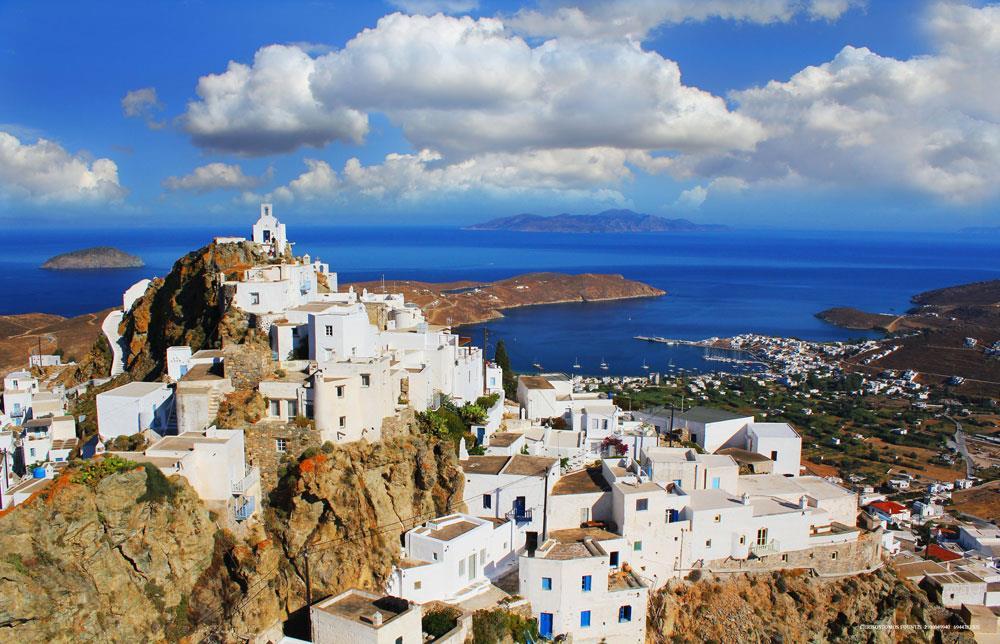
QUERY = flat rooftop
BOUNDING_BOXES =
[313,590,412,628]
[550,527,620,543]
[749,422,799,438]
[179,363,224,381]
[191,349,224,359]
[895,560,949,579]
[424,519,479,542]
[100,381,169,398]
[552,467,612,496]
[678,406,751,424]
[519,376,554,390]
[717,447,771,463]
[460,455,510,476]
[502,455,557,477]
[149,433,230,451]
[488,432,522,448]
[737,474,852,501]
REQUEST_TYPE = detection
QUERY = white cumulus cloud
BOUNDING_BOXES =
[182,45,368,155]
[182,13,762,164]
[674,1,1000,204]
[163,163,269,193]
[508,0,866,41]
[0,131,127,205]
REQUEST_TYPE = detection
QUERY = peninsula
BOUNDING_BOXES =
[817,279,1000,394]
[41,246,144,270]
[346,272,665,325]
[466,208,728,233]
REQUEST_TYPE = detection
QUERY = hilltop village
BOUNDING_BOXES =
[0,206,997,643]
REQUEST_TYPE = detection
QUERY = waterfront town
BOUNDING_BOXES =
[0,205,997,643]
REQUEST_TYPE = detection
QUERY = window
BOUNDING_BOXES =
[582,575,592,592]
[739,536,746,545]
[781,554,788,562]
[250,292,260,305]
[29,448,36,458]
[541,577,552,590]
[275,438,287,453]
[270,400,280,417]
[414,581,421,590]
[831,552,838,560]
[339,416,346,428]
[618,605,632,623]
[336,385,345,398]
[580,610,591,628]
[636,498,648,511]
[711,477,721,489]
[601,419,608,430]
[756,528,769,547]
[361,374,371,387]
[770,450,778,461]
[304,403,314,419]
[459,559,465,576]
[673,479,682,487]
[432,552,438,561]
[666,509,679,523]
[714,514,721,523]
[691,433,698,444]
[325,325,334,337]
[395,638,402,644]
[287,399,298,418]
[609,551,619,567]
[633,541,642,552]
[483,494,492,509]
[705,539,712,547]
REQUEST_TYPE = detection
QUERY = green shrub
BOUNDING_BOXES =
[422,607,461,638]
[471,608,537,644]
[72,455,136,486]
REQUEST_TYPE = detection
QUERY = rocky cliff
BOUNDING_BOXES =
[119,240,268,380]
[0,425,464,642]
[0,464,215,642]
[647,568,971,644]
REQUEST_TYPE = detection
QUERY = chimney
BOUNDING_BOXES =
[799,495,808,509]
[371,611,383,627]
[741,493,751,506]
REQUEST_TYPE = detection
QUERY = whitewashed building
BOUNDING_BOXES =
[96,381,174,440]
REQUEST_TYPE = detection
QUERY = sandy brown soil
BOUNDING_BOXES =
[0,309,112,377]
[346,271,665,326]
[951,480,1000,523]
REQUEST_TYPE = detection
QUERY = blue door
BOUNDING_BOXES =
[476,427,485,445]
[513,496,526,518]
[539,613,553,639]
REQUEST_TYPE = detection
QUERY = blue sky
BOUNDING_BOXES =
[1,0,998,229]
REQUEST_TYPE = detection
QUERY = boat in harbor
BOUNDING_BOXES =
[641,358,649,370]
[600,358,609,370]
[572,357,581,369]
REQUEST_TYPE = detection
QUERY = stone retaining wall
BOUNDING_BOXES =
[705,529,882,577]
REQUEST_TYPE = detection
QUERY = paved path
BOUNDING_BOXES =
[948,415,975,478]
[101,310,125,376]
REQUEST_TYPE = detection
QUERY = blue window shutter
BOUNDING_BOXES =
[581,610,591,627]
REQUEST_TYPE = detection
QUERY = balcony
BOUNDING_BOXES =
[505,508,533,524]
[234,496,255,522]
[232,466,260,496]
[750,539,779,558]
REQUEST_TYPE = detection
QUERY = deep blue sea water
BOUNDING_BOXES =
[4,227,999,376]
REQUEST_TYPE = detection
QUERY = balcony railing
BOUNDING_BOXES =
[232,466,260,495]
[234,496,255,522]
[750,539,779,558]
[505,508,533,524]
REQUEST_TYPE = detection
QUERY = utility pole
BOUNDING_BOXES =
[669,405,675,447]
[482,326,489,394]
[303,549,312,606]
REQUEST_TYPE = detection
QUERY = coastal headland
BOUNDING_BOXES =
[345,272,665,326]
[0,272,662,373]
[817,279,1000,395]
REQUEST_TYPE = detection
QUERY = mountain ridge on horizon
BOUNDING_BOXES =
[464,208,729,233]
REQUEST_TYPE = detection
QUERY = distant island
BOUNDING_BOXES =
[41,246,144,270]
[345,272,665,325]
[465,209,728,233]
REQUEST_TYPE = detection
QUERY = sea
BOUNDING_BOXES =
[5,226,999,377]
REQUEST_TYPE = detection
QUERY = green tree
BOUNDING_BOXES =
[494,339,517,399]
